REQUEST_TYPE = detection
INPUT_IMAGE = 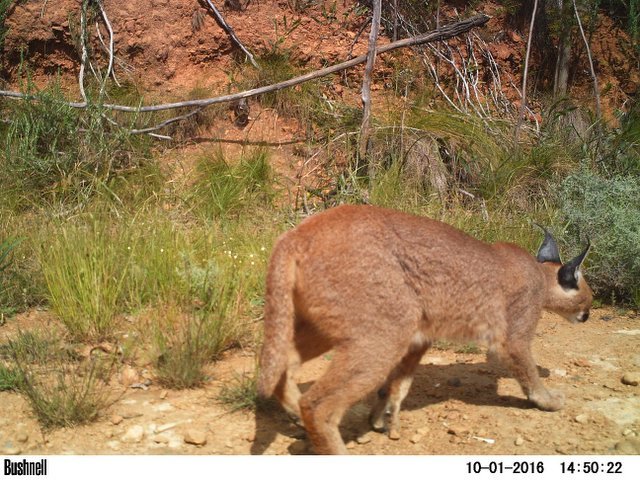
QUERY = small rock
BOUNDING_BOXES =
[160,390,168,400]
[621,372,640,386]
[552,368,567,377]
[110,414,124,425]
[417,427,429,435]
[16,432,28,443]
[130,382,149,390]
[244,432,256,442]
[152,434,170,444]
[575,414,589,424]
[184,429,207,446]
[356,433,372,445]
[120,409,143,419]
[574,358,591,368]
[410,433,423,444]
[615,439,640,454]
[622,428,634,437]
[514,436,524,446]
[122,425,145,443]
[4,447,22,455]
[447,377,462,387]
[120,365,139,387]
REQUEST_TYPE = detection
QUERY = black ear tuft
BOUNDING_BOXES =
[557,241,591,290]
[534,223,561,263]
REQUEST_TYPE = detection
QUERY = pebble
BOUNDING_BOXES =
[573,358,591,368]
[410,433,423,444]
[4,447,22,455]
[621,372,640,386]
[244,432,256,442]
[184,429,207,446]
[417,427,429,435]
[120,409,143,419]
[120,366,139,387]
[122,425,145,443]
[356,433,372,445]
[152,434,170,444]
[514,436,524,446]
[574,414,589,424]
[16,432,28,443]
[622,429,634,437]
[110,414,124,425]
[106,441,121,451]
[552,368,567,377]
[160,390,168,400]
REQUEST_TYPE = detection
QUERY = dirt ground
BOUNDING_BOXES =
[1,307,638,455]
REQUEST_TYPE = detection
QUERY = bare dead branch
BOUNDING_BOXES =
[515,0,539,142]
[358,0,381,168]
[79,0,89,103]
[129,108,205,135]
[0,14,490,114]
[203,0,259,68]
[96,0,117,91]
[572,0,601,120]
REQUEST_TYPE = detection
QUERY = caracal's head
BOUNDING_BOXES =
[536,225,593,323]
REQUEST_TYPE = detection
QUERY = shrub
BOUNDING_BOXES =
[3,330,115,428]
[218,370,260,412]
[39,218,130,341]
[0,82,149,208]
[190,148,273,219]
[559,170,640,306]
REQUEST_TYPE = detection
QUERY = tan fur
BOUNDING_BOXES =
[258,205,593,454]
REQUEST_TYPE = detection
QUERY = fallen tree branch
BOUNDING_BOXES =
[0,14,490,114]
[202,0,259,68]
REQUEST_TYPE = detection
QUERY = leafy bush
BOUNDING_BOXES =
[559,170,640,306]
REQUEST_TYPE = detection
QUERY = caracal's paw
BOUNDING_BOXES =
[530,388,565,411]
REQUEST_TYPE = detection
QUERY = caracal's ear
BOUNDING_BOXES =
[535,223,561,264]
[557,241,591,290]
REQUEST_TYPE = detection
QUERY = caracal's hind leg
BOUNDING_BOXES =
[369,343,430,439]
[299,344,402,454]
[274,323,332,424]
